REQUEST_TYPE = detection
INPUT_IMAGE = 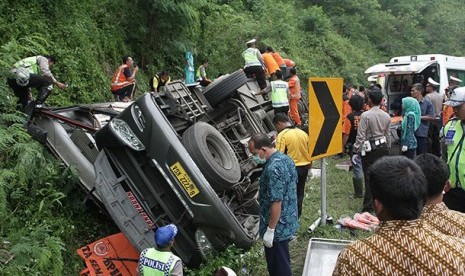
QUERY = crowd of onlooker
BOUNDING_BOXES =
[333,75,465,274]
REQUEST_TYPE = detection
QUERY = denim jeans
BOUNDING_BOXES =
[351,153,363,179]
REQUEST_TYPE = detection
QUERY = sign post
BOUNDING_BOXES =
[307,78,343,230]
[320,158,327,226]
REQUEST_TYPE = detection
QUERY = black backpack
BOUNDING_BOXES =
[149,75,155,91]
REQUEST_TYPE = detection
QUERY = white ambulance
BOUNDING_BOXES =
[365,54,465,115]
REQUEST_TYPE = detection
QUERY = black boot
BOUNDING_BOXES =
[352,177,363,198]
[361,179,374,213]
[36,86,52,105]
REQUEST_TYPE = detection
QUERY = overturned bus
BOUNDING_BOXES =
[26,69,308,267]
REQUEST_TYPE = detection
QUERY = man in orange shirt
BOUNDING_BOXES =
[111,55,138,102]
[287,68,302,126]
[283,58,295,68]
[260,48,280,79]
[342,94,365,198]
[266,47,287,79]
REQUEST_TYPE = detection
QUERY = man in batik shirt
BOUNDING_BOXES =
[333,156,465,275]
[248,133,299,276]
[415,153,465,238]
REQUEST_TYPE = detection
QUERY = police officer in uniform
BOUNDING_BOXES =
[242,39,267,94]
[268,70,290,115]
[443,87,465,213]
[352,89,391,212]
[137,224,183,276]
[7,55,67,110]
[425,78,442,157]
[442,76,463,126]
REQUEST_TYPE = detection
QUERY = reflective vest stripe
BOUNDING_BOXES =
[271,80,289,108]
[139,248,180,276]
[111,64,131,90]
[445,120,465,189]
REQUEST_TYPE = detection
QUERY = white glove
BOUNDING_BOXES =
[263,227,275,248]
[251,91,256,96]
[351,154,360,164]
[402,145,408,152]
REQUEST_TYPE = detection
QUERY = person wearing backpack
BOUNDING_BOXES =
[7,55,67,110]
[150,71,171,93]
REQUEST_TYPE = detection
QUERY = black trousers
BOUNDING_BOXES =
[7,74,54,108]
[112,83,135,101]
[296,164,311,218]
[361,148,389,212]
[244,65,267,90]
[415,136,428,155]
[274,106,289,116]
[264,239,291,276]
[402,148,416,159]
[444,187,465,213]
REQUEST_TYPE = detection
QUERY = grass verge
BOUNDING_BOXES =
[189,156,372,275]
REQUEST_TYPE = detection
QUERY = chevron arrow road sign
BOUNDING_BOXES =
[308,78,343,161]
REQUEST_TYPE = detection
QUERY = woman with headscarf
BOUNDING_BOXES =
[401,97,421,159]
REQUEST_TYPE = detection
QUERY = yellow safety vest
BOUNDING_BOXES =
[242,48,262,67]
[14,56,40,74]
[445,119,465,189]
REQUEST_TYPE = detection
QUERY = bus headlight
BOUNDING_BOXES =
[110,118,145,151]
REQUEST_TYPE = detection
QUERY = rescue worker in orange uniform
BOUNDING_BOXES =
[260,48,280,80]
[288,67,302,127]
[283,58,295,68]
[111,55,138,102]
[266,46,287,78]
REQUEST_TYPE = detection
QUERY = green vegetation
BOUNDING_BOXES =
[1,0,465,274]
